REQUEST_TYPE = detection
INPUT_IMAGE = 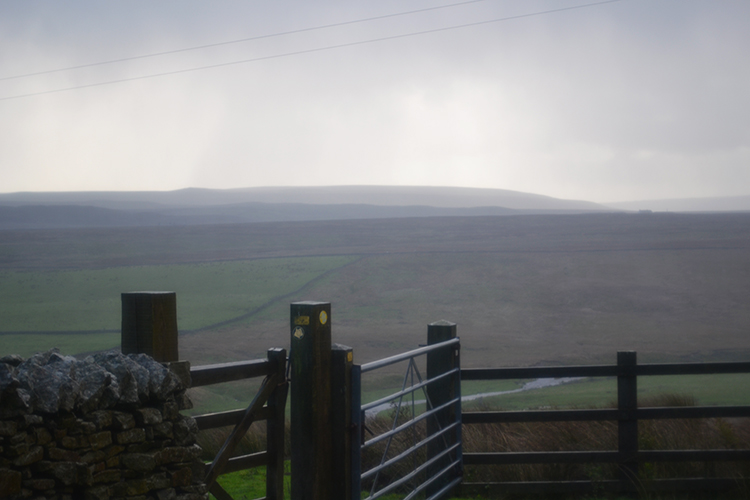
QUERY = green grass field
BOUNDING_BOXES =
[3,214,750,368]
[0,255,356,357]
[461,373,750,411]
[3,214,750,500]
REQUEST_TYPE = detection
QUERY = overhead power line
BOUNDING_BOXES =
[0,0,493,82]
[0,0,624,102]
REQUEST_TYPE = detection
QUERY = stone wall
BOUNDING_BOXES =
[0,349,207,500]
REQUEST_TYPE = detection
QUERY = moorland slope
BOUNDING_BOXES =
[2,212,749,370]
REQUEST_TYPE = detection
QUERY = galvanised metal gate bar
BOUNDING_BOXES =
[350,322,463,500]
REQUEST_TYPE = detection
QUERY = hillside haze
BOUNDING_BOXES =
[0,186,607,209]
[0,186,610,229]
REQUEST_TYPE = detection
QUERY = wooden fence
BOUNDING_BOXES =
[121,292,288,500]
[120,292,750,499]
[460,352,750,496]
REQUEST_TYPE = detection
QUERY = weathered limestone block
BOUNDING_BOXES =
[181,484,208,494]
[121,453,157,472]
[0,363,30,419]
[16,351,80,413]
[175,392,193,411]
[155,445,201,466]
[80,450,106,465]
[89,431,113,450]
[159,402,180,421]
[146,472,171,490]
[173,418,198,447]
[0,421,17,437]
[92,468,121,484]
[116,428,146,445]
[90,351,148,405]
[88,459,107,473]
[0,355,23,367]
[56,413,78,430]
[12,445,43,467]
[86,410,113,430]
[105,445,125,458]
[83,484,110,500]
[112,412,135,431]
[61,434,90,449]
[72,360,118,413]
[134,408,162,426]
[69,419,97,435]
[37,460,91,486]
[168,467,193,488]
[132,354,182,401]
[0,467,22,496]
[7,440,29,458]
[23,477,55,490]
[109,477,150,496]
[152,422,173,439]
[48,447,81,462]
[33,427,52,446]
[156,486,177,500]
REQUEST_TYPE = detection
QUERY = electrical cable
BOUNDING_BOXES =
[0,0,624,102]
[0,0,494,82]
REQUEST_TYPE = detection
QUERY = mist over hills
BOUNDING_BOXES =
[0,185,603,209]
[606,195,750,213]
[0,186,607,230]
[1,186,748,230]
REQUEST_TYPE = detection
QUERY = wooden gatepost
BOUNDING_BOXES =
[289,301,355,500]
[289,301,333,500]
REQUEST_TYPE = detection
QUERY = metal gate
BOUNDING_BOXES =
[350,322,463,500]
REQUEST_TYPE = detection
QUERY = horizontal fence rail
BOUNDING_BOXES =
[462,361,750,380]
[460,353,750,496]
[463,478,748,496]
[190,358,272,387]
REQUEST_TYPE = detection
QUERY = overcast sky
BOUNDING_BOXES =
[1,0,748,203]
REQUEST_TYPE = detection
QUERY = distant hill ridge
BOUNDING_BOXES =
[0,185,604,210]
[606,195,750,213]
[0,185,614,229]
[1,186,746,230]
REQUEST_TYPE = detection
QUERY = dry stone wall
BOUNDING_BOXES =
[0,349,207,500]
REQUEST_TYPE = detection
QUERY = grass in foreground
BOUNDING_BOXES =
[198,393,750,500]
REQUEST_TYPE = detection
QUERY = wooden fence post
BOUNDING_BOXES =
[426,320,460,498]
[266,348,288,500]
[121,291,178,362]
[290,301,332,500]
[331,344,353,500]
[618,350,638,491]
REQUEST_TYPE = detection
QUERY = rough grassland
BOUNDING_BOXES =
[1,212,749,393]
